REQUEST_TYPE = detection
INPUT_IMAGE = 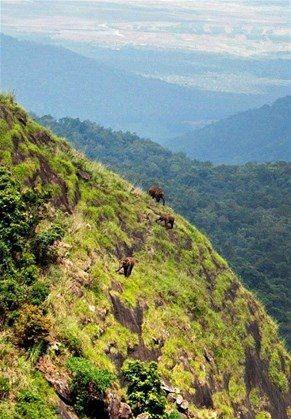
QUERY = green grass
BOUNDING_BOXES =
[0,93,290,418]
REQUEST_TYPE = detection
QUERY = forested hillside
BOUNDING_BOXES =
[38,115,291,348]
[169,96,291,164]
[0,95,290,418]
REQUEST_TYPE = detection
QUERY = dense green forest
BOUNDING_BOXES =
[169,96,291,164]
[38,115,291,347]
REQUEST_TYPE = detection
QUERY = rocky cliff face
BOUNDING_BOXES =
[0,94,290,418]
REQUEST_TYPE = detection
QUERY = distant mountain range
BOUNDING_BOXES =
[168,96,291,164]
[0,33,273,141]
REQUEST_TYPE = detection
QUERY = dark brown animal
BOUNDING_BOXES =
[156,214,175,229]
[116,257,135,278]
[148,185,165,205]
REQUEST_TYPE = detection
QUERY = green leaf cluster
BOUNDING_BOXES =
[0,165,61,347]
[67,357,115,417]
[122,360,167,418]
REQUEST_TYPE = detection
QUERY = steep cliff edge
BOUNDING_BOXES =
[0,94,290,418]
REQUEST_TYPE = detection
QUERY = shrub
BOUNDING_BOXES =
[0,167,41,256]
[0,166,49,316]
[67,357,115,417]
[34,225,64,265]
[29,282,49,306]
[0,241,10,273]
[0,279,25,315]
[15,390,56,419]
[20,263,38,286]
[13,304,51,348]
[122,360,167,417]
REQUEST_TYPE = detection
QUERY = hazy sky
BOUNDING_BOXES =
[2,0,290,57]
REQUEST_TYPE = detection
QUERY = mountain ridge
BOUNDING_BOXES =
[168,96,291,164]
[0,33,271,141]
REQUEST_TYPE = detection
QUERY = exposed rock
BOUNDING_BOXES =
[132,187,143,197]
[127,337,161,362]
[223,280,240,303]
[167,393,178,403]
[37,357,71,404]
[0,105,13,127]
[50,378,71,404]
[200,262,216,290]
[32,130,52,145]
[33,155,73,213]
[57,241,72,259]
[11,134,26,164]
[58,400,78,419]
[244,348,289,419]
[110,346,118,355]
[15,109,27,126]
[98,307,109,321]
[110,293,143,334]
[106,391,121,419]
[161,381,176,394]
[106,391,132,419]
[136,414,150,419]
[69,282,84,298]
[179,400,189,411]
[247,320,261,353]
[176,395,184,405]
[61,258,93,297]
[111,281,124,293]
[204,348,214,364]
[119,402,133,418]
[77,169,92,181]
[191,381,213,409]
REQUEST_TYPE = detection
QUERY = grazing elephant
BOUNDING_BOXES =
[116,257,135,277]
[148,185,165,205]
[156,214,175,229]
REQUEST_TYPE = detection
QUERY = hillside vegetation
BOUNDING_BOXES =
[37,115,291,348]
[0,95,290,418]
[168,96,291,164]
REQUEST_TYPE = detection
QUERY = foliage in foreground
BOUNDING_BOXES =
[122,360,167,418]
[67,357,115,417]
[0,165,61,343]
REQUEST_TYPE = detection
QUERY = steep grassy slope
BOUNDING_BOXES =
[169,96,291,164]
[0,95,290,418]
[37,115,291,348]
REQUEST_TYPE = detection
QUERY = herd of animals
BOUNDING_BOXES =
[116,185,174,277]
